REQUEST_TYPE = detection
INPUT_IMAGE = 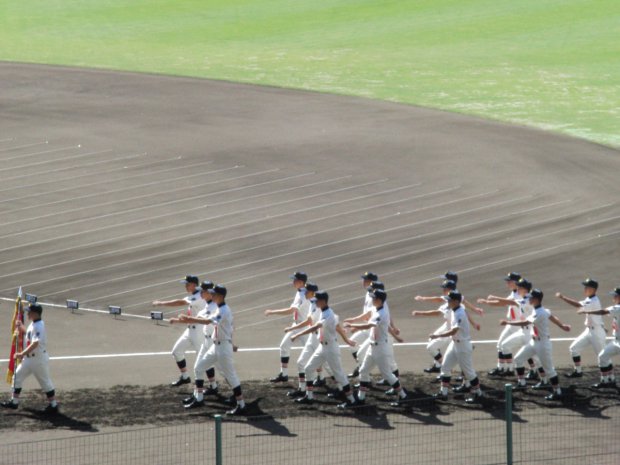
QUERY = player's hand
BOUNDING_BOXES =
[411,310,419,316]
[499,320,508,326]
[474,323,481,331]
[343,322,351,328]
[14,352,24,361]
[474,307,484,315]
[264,310,272,316]
[346,339,356,347]
[414,296,424,302]
[178,314,188,321]
[428,333,436,340]
[15,320,23,328]
[392,327,401,336]
[290,335,297,343]
[393,335,404,343]
[284,326,292,333]
[233,345,239,352]
[477,298,486,304]
[555,292,562,299]
[152,301,161,306]
[562,324,571,332]
[169,317,178,325]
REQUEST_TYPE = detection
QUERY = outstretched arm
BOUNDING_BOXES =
[415,295,445,303]
[555,293,582,308]
[411,309,443,317]
[336,324,356,346]
[549,314,571,332]
[152,299,187,307]
[463,298,484,315]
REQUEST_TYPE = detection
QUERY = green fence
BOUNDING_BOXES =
[2,385,619,465]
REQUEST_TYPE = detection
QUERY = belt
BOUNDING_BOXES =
[215,340,232,345]
[26,350,46,358]
[534,336,550,341]
[188,325,197,329]
[371,339,389,346]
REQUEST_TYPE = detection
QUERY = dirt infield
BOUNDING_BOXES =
[1,62,620,462]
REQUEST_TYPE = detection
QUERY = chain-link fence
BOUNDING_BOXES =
[2,385,619,465]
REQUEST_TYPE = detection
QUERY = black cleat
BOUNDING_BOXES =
[295,395,314,405]
[184,399,204,409]
[532,381,551,390]
[545,392,563,401]
[432,375,441,384]
[433,392,448,401]
[226,404,247,416]
[337,399,360,409]
[42,404,59,415]
[327,390,346,401]
[182,395,196,405]
[455,375,464,383]
[384,388,397,396]
[503,370,515,377]
[348,367,360,378]
[526,370,539,381]
[488,368,504,377]
[223,395,236,406]
[452,384,470,394]
[287,389,305,398]
[565,371,583,378]
[465,393,485,404]
[591,381,616,389]
[270,373,289,383]
[0,400,18,410]
[376,378,390,386]
[312,378,327,388]
[171,376,191,387]
[205,386,219,396]
[424,365,441,373]
[512,383,528,392]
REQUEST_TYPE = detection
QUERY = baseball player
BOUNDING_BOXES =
[178,284,247,415]
[1,304,58,414]
[344,289,408,404]
[578,286,620,389]
[347,272,379,378]
[265,271,309,383]
[556,278,605,378]
[414,271,484,316]
[281,282,322,398]
[171,281,220,406]
[430,291,484,403]
[290,291,358,408]
[152,275,206,386]
[504,289,571,400]
[478,278,544,381]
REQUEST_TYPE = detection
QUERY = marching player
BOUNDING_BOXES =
[172,281,220,406]
[412,279,458,373]
[476,272,522,376]
[556,278,605,378]
[505,289,571,400]
[265,271,309,383]
[578,286,620,388]
[346,272,379,378]
[345,289,409,404]
[1,304,59,414]
[281,282,321,398]
[430,291,484,403]
[180,285,247,415]
[478,278,544,381]
[152,275,206,386]
[290,291,358,408]
[414,271,484,316]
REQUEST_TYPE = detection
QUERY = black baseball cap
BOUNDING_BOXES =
[447,291,462,302]
[361,271,379,282]
[530,289,544,301]
[443,271,458,283]
[504,272,522,282]
[305,282,319,292]
[441,280,457,290]
[27,303,43,315]
[367,281,385,291]
[207,284,227,297]
[369,289,387,302]
[608,287,620,297]
[516,278,532,291]
[180,275,199,285]
[582,278,599,290]
[200,280,215,291]
[314,290,329,302]
[290,271,308,283]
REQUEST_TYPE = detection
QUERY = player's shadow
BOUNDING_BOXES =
[220,399,297,438]
[322,404,395,430]
[523,387,614,420]
[386,389,455,427]
[22,408,98,432]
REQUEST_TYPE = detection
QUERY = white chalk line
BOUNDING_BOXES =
[0,164,247,224]
[0,148,114,174]
[0,140,48,153]
[0,158,215,206]
[0,144,80,163]
[0,337,597,363]
[0,182,428,286]
[2,152,147,183]
[0,137,15,143]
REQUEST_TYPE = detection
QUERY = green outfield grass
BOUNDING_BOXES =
[2,0,618,147]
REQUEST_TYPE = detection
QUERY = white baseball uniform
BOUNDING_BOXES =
[193,300,218,378]
[598,305,620,367]
[349,291,375,359]
[499,294,534,355]
[359,305,399,385]
[304,307,348,387]
[172,289,207,362]
[13,319,54,393]
[296,300,322,372]
[279,288,309,358]
[496,290,522,350]
[514,305,558,379]
[440,305,477,382]
[194,302,241,388]
[570,295,606,358]
[427,302,452,358]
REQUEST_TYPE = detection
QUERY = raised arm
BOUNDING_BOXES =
[555,293,582,308]
[478,296,518,307]
[549,314,572,332]
[411,309,443,317]
[463,298,484,315]
[415,295,445,303]
[284,316,313,333]
[152,299,187,307]
[291,322,321,341]
[264,306,296,316]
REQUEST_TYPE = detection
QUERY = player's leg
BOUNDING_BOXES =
[568,328,590,376]
[376,347,407,400]
[438,344,458,397]
[171,330,192,385]
[2,359,35,409]
[272,332,294,382]
[426,335,446,373]
[32,360,58,412]
[290,337,317,398]
[499,331,528,375]
[492,325,516,376]
[357,348,377,401]
[457,344,482,401]
[594,342,620,387]
[217,343,246,414]
[325,348,356,407]
[348,329,368,377]
[537,343,561,398]
[185,345,217,408]
[513,341,536,388]
[298,347,325,402]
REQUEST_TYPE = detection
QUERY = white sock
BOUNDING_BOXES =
[237,399,245,408]
[210,381,218,389]
[399,389,406,399]
[195,392,204,402]
[49,400,58,408]
[346,393,355,403]
[357,390,366,401]
[440,386,449,396]
[281,367,288,376]
[306,390,314,399]
[181,372,190,379]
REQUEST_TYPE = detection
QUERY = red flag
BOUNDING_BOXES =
[6,287,24,385]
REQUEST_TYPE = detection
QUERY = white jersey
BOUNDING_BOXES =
[451,305,471,342]
[318,307,339,345]
[363,292,374,315]
[291,288,307,323]
[309,300,321,325]
[212,303,234,343]
[528,305,552,340]
[26,320,47,356]
[197,300,218,337]
[506,290,522,321]
[581,296,603,327]
[608,305,620,341]
[184,290,206,316]
[369,306,390,344]
[439,302,451,326]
